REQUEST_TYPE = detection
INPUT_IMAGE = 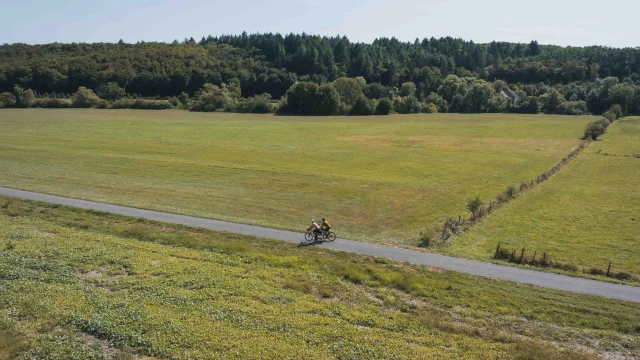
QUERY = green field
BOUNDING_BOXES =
[0,109,592,245]
[445,118,640,280]
[1,196,638,359]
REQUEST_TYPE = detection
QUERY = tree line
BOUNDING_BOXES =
[1,33,640,116]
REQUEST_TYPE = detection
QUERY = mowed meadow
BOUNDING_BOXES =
[446,117,640,279]
[0,109,593,244]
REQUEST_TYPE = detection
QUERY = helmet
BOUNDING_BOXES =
[322,218,326,221]
[311,219,315,223]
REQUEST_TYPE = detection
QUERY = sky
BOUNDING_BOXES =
[1,0,639,47]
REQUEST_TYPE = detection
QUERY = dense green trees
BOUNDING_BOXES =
[2,32,640,116]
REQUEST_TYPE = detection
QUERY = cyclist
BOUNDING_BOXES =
[307,219,322,242]
[321,218,331,236]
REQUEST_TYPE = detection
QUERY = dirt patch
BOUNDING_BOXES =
[78,270,128,281]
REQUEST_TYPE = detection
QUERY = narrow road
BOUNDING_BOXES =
[1,186,639,303]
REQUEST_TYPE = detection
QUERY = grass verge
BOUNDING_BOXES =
[1,195,639,359]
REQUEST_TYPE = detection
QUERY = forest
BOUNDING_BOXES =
[1,33,639,116]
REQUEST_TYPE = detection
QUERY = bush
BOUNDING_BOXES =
[229,94,273,113]
[33,98,70,108]
[23,89,36,108]
[424,92,448,113]
[582,118,610,140]
[190,83,238,112]
[397,96,422,114]
[466,196,483,215]
[399,82,416,97]
[96,82,126,101]
[418,228,435,247]
[374,98,392,115]
[111,99,135,109]
[608,104,623,119]
[129,100,173,110]
[168,96,180,107]
[487,95,508,113]
[110,99,173,110]
[0,92,17,108]
[603,110,616,122]
[422,102,438,113]
[349,96,375,115]
[72,87,101,108]
[555,101,588,115]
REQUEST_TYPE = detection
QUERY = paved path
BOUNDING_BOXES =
[1,186,639,303]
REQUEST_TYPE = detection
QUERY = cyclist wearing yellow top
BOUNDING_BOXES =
[321,218,331,232]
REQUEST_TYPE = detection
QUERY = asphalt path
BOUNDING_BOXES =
[1,186,638,303]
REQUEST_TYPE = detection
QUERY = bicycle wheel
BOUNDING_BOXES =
[327,232,336,242]
[304,232,314,241]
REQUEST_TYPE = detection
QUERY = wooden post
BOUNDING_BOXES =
[519,248,525,264]
[607,261,612,276]
[532,251,537,263]
[494,243,501,258]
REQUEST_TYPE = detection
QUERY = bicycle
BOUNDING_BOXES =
[303,229,336,243]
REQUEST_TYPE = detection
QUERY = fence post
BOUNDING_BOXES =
[494,243,501,258]
[607,261,612,276]
[519,248,525,264]
[532,251,537,263]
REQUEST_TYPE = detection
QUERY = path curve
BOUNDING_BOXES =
[1,186,639,303]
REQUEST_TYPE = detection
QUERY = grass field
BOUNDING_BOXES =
[0,109,593,245]
[445,118,640,280]
[1,196,639,359]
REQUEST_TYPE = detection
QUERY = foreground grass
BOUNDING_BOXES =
[445,118,640,281]
[0,109,592,245]
[1,196,639,359]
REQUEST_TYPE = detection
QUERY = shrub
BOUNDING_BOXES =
[375,98,392,115]
[72,87,101,108]
[603,110,617,123]
[168,96,180,107]
[399,82,416,97]
[230,94,273,113]
[555,101,588,115]
[277,82,319,115]
[349,96,375,115]
[608,104,623,119]
[424,92,448,113]
[506,185,517,199]
[96,82,126,101]
[23,89,36,107]
[582,118,610,140]
[314,84,341,115]
[33,98,70,108]
[418,227,436,247]
[190,83,238,112]
[110,99,173,110]
[423,102,438,114]
[111,99,135,109]
[487,95,508,113]
[397,96,422,114]
[466,196,483,215]
[130,100,173,110]
[0,92,17,108]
